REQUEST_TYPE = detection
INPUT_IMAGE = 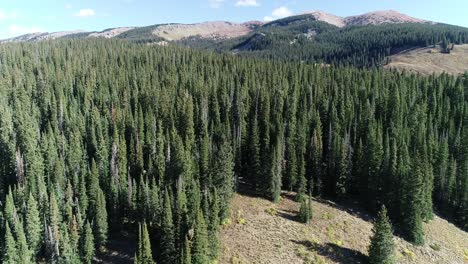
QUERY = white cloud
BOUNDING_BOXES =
[9,24,42,35]
[209,0,224,8]
[75,9,96,17]
[235,0,260,7]
[264,6,293,21]
[65,3,72,9]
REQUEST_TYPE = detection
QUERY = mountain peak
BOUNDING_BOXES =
[302,10,427,28]
[304,10,346,27]
[345,10,428,26]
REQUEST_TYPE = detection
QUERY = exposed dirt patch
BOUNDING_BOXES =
[385,44,468,75]
[220,193,468,264]
[89,27,135,38]
[152,21,256,41]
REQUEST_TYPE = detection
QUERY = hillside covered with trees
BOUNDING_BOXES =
[0,39,467,263]
[179,16,468,68]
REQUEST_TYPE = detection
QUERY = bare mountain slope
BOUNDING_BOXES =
[303,10,430,28]
[151,21,260,41]
[89,27,135,38]
[345,10,429,26]
[304,11,346,27]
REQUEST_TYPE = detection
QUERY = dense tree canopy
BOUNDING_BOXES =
[0,39,466,263]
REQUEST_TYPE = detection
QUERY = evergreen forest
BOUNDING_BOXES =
[0,39,466,263]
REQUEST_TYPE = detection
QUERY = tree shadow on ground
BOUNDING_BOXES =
[235,177,263,198]
[316,197,373,222]
[95,230,136,264]
[276,210,299,222]
[278,191,374,225]
[291,239,368,264]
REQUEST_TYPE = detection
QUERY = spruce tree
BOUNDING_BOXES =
[25,193,42,257]
[368,206,395,264]
[60,226,81,264]
[212,140,235,220]
[298,198,310,224]
[207,191,220,261]
[16,222,33,264]
[307,190,313,220]
[135,222,154,264]
[191,210,208,264]
[181,235,192,264]
[269,132,283,203]
[402,151,425,245]
[160,191,176,264]
[95,188,108,252]
[80,221,95,264]
[2,222,18,264]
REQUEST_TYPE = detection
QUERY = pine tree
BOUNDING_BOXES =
[198,122,210,189]
[149,178,160,226]
[191,210,208,264]
[298,198,310,224]
[207,190,220,261]
[25,193,42,256]
[95,188,108,252]
[88,160,100,216]
[47,191,61,262]
[269,132,283,203]
[80,221,95,264]
[336,137,350,198]
[307,190,313,220]
[16,221,33,264]
[247,114,261,192]
[160,191,176,264]
[3,188,16,230]
[402,152,425,245]
[212,140,235,220]
[297,189,313,224]
[2,222,18,264]
[181,235,192,264]
[368,206,395,264]
[135,222,154,264]
[60,226,81,264]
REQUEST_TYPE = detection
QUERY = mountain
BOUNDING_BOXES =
[0,10,433,43]
[303,10,429,28]
[303,11,347,27]
[0,21,262,43]
[344,10,429,26]
[1,30,84,43]
[223,15,468,67]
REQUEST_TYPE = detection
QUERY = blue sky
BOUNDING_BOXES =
[1,0,467,39]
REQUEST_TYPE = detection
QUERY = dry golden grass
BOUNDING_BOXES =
[385,44,468,75]
[220,193,468,264]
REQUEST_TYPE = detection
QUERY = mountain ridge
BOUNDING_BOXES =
[0,10,441,43]
[301,10,431,28]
